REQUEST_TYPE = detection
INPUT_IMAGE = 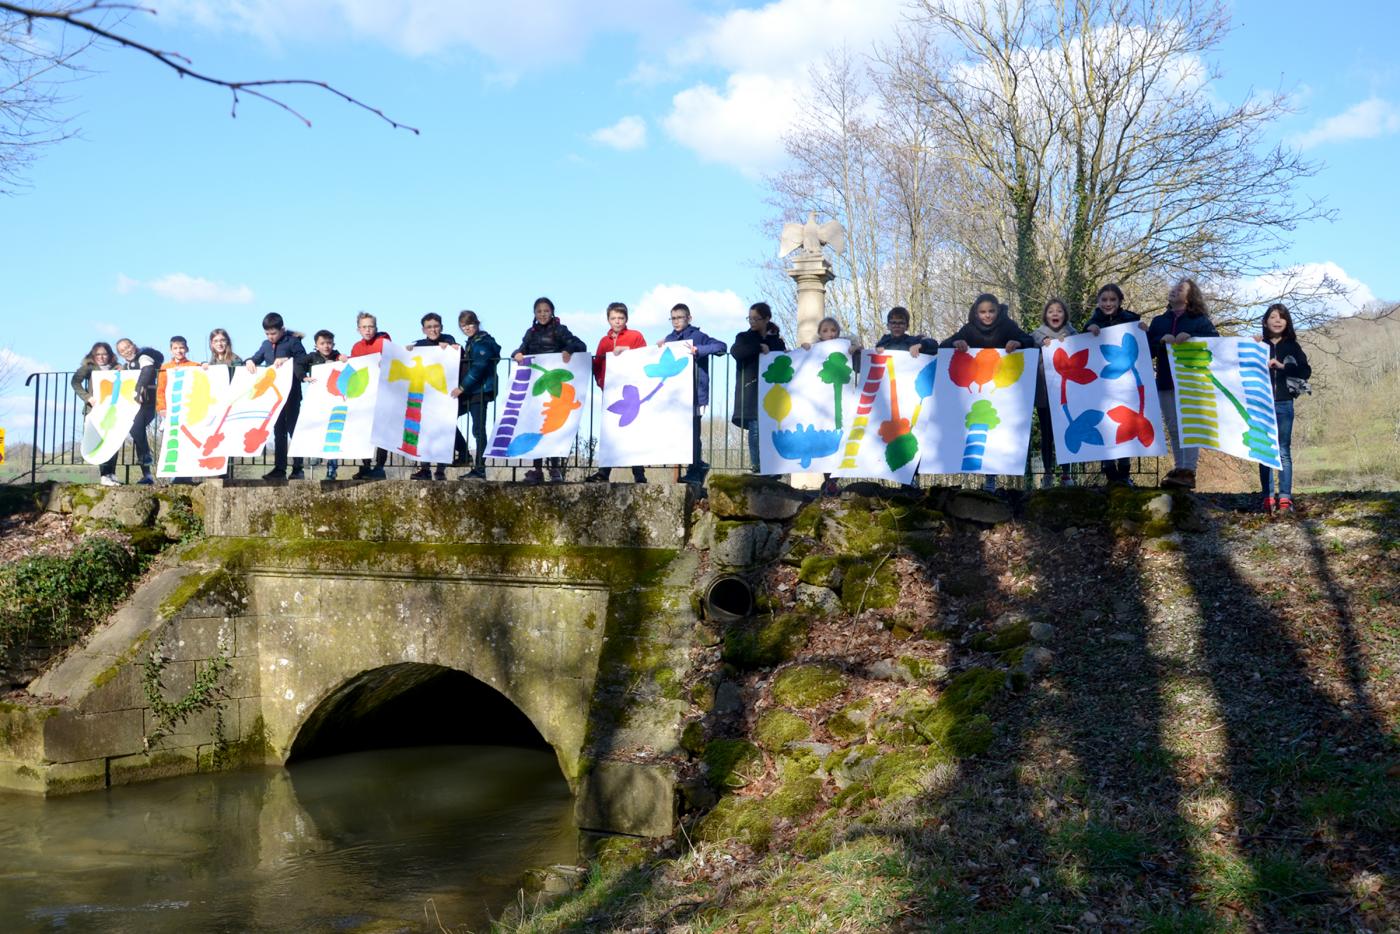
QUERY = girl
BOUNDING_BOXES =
[1147,278,1218,490]
[802,317,860,495]
[1031,298,1077,488]
[731,302,787,472]
[206,328,241,367]
[1258,303,1310,513]
[1084,283,1146,485]
[72,341,121,486]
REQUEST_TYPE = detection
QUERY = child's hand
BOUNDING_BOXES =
[439,342,453,350]
[758,344,769,354]
[1006,341,1022,352]
[450,387,464,397]
[561,352,572,363]
[910,345,922,357]
[800,342,812,351]
[613,347,625,356]
[954,340,970,352]
[513,352,525,363]
[244,360,257,373]
[1088,325,1101,336]
[1139,320,1149,330]
[1268,359,1285,370]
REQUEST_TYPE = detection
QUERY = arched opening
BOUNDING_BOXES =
[287,662,549,763]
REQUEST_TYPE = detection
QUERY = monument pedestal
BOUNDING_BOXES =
[787,253,836,491]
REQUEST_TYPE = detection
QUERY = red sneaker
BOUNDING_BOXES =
[1278,496,1293,513]
[1262,495,1275,513]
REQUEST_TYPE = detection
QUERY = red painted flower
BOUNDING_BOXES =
[1107,405,1155,447]
[1052,348,1096,404]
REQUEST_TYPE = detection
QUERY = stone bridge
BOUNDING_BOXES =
[0,482,704,838]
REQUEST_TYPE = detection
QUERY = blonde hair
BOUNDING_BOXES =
[207,328,237,364]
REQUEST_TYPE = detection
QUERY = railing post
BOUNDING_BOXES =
[25,372,40,485]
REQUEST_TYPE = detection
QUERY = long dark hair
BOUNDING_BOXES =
[1173,278,1209,318]
[84,341,116,367]
[532,296,555,316]
[1096,282,1124,306]
[1261,302,1296,341]
[968,292,1001,321]
[749,301,779,336]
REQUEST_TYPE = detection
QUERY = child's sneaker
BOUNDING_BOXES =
[523,468,544,485]
[325,466,338,481]
[99,474,121,487]
[1278,495,1293,513]
[1262,495,1275,513]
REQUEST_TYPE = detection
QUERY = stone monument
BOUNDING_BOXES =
[779,212,845,345]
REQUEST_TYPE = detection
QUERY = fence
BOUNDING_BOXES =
[19,356,1160,488]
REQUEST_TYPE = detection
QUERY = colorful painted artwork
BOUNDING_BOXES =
[1041,323,1167,464]
[192,364,296,459]
[80,370,141,465]
[832,349,937,484]
[596,342,694,467]
[484,352,591,460]
[290,355,382,460]
[756,339,856,473]
[1167,338,1281,468]
[370,343,462,463]
[918,348,1038,475]
[156,366,231,477]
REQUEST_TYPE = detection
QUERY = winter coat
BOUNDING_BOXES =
[1030,321,1079,409]
[593,328,647,388]
[940,305,1034,350]
[1265,337,1311,401]
[461,331,502,399]
[293,348,346,381]
[731,325,787,424]
[248,330,306,404]
[513,317,586,358]
[875,332,937,354]
[350,332,392,357]
[1084,307,1142,331]
[71,357,117,415]
[663,324,727,408]
[1146,310,1218,391]
[120,346,164,407]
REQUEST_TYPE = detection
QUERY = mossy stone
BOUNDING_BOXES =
[1024,487,1109,529]
[680,720,706,755]
[754,709,811,752]
[896,655,945,682]
[969,621,1031,653]
[868,747,944,801]
[695,796,775,851]
[772,664,847,708]
[797,554,842,588]
[826,698,874,742]
[791,502,824,538]
[838,558,897,612]
[722,613,809,670]
[703,738,763,789]
[793,815,837,858]
[594,835,650,874]
[766,774,822,820]
[940,667,1006,715]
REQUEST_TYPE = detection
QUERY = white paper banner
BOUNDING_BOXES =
[197,365,296,458]
[289,355,383,460]
[596,342,694,467]
[80,370,141,465]
[1041,323,1167,464]
[832,349,937,484]
[156,366,231,477]
[484,353,591,460]
[756,339,857,474]
[1167,337,1281,467]
[918,348,1037,476]
[370,343,462,463]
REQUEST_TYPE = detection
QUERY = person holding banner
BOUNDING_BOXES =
[409,313,460,482]
[1258,303,1311,513]
[205,329,242,369]
[246,313,307,481]
[295,330,348,480]
[1031,299,1077,488]
[803,317,860,496]
[72,342,122,486]
[1084,283,1147,486]
[350,312,392,480]
[452,310,499,481]
[660,303,727,486]
[1147,278,1218,491]
[512,296,586,484]
[587,302,648,484]
[875,306,935,356]
[731,302,787,472]
[114,338,163,486]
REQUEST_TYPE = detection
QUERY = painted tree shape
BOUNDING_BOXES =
[322,361,371,454]
[949,349,1022,468]
[530,363,575,398]
[961,399,1001,470]
[816,351,853,429]
[388,356,447,455]
[877,357,918,471]
[762,355,795,425]
[95,371,135,433]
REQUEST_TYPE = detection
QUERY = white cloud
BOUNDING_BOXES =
[115,273,255,304]
[1246,261,1379,318]
[0,348,52,381]
[631,284,748,340]
[590,115,648,151]
[664,75,802,176]
[1292,96,1400,150]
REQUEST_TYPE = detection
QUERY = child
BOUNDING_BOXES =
[156,335,199,420]
[114,338,164,485]
[296,329,348,480]
[1147,278,1218,490]
[350,312,391,480]
[451,310,500,480]
[730,302,787,472]
[409,312,460,481]
[586,302,648,484]
[1258,303,1310,513]
[512,296,586,484]
[875,306,936,356]
[1084,283,1147,486]
[206,328,241,368]
[1031,299,1077,488]
[659,302,727,485]
[245,313,307,481]
[801,316,861,496]
[72,341,121,486]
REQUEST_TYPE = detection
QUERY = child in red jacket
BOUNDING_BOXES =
[586,301,647,483]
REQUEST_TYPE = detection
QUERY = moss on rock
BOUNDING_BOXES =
[703,739,763,789]
[772,664,848,708]
[680,720,706,755]
[754,709,811,752]
[797,554,842,588]
[696,795,775,851]
[722,613,809,670]
[839,558,898,613]
[826,698,873,742]
[969,621,1032,653]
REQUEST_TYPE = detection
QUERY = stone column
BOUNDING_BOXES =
[787,252,835,489]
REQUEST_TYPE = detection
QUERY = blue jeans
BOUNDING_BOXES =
[1259,399,1294,496]
[743,418,760,471]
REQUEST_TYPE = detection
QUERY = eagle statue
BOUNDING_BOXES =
[779,212,847,258]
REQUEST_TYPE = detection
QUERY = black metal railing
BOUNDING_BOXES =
[20,357,1160,488]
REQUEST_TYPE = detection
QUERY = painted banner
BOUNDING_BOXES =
[1167,338,1281,468]
[832,349,937,484]
[484,352,591,460]
[194,364,296,458]
[1042,323,1167,464]
[596,342,694,467]
[918,348,1037,476]
[80,369,141,465]
[156,366,231,477]
[757,339,857,474]
[370,343,462,463]
[290,355,382,460]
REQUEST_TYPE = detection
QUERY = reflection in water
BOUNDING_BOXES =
[0,746,576,933]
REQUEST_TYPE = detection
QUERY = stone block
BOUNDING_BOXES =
[42,758,109,794]
[224,655,261,699]
[796,583,841,614]
[78,662,143,714]
[43,709,144,763]
[86,488,159,528]
[711,521,782,567]
[575,760,676,837]
[946,490,1012,526]
[706,475,807,521]
[109,748,199,786]
[164,617,234,662]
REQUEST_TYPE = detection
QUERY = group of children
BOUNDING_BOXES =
[74,280,1309,511]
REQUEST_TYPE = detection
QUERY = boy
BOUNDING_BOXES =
[659,302,726,485]
[452,310,500,480]
[246,312,306,480]
[114,337,164,485]
[350,311,391,480]
[297,329,348,480]
[585,302,647,483]
[409,312,460,481]
[155,335,199,418]
[875,306,937,356]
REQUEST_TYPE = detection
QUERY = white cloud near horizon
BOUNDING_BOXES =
[554,284,749,350]
[1292,96,1400,149]
[115,273,255,305]
[590,115,648,150]
[1247,261,1380,318]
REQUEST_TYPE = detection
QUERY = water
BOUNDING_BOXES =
[0,745,577,933]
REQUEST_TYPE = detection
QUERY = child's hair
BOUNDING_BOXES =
[86,341,115,365]
[750,301,772,321]
[969,293,1001,317]
[169,335,188,349]
[671,303,691,316]
[606,301,629,320]
[818,316,842,335]
[1042,298,1069,325]
[356,311,376,326]
[1174,278,1209,318]
[314,329,335,344]
[207,328,237,363]
[886,305,910,325]
[421,312,442,326]
[459,310,480,328]
[533,296,555,315]
[262,313,285,331]
[1096,282,1125,306]
[1261,303,1296,341]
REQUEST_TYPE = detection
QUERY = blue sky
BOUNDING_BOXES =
[1,0,1397,436]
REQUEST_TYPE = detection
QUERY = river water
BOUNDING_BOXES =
[0,745,577,933]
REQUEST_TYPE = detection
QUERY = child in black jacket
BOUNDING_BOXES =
[1258,303,1311,513]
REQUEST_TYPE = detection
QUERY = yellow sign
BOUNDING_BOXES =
[0,427,6,465]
